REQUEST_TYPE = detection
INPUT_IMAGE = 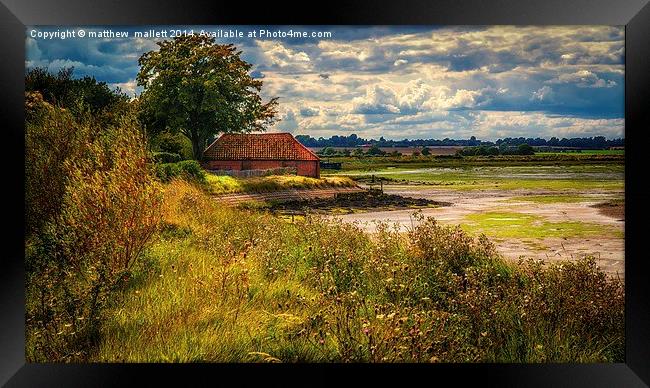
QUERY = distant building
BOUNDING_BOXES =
[202,133,321,178]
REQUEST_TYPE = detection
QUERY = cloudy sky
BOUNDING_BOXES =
[26,25,624,140]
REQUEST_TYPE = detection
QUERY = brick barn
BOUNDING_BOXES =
[202,133,321,178]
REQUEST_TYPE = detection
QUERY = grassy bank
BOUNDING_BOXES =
[206,174,356,195]
[91,180,624,363]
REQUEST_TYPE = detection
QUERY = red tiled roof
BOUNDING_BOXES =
[203,133,320,161]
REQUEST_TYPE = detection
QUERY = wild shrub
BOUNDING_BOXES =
[25,109,163,362]
[151,132,191,157]
[152,151,182,164]
[25,95,92,236]
[155,160,206,184]
[514,258,624,361]
[407,212,497,274]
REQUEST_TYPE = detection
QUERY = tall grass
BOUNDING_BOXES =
[92,180,624,363]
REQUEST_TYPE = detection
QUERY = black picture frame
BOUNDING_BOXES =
[1,0,649,386]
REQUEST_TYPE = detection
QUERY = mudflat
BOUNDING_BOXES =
[332,185,625,279]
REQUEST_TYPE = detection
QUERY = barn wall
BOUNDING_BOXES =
[295,161,320,178]
[202,160,320,178]
[203,161,243,170]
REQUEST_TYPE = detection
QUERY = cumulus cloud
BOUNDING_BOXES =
[351,85,400,114]
[275,108,299,132]
[531,86,554,101]
[256,41,312,72]
[300,106,320,117]
[426,87,487,110]
[472,111,624,139]
[396,80,433,113]
[547,70,617,88]
[25,38,41,61]
[108,79,139,97]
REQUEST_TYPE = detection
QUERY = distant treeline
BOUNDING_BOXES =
[458,144,535,156]
[295,134,624,149]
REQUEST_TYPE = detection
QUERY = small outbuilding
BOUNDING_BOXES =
[202,133,321,178]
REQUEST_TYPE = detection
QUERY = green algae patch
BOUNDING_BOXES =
[461,211,623,239]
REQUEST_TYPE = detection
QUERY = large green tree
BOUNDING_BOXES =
[137,35,279,160]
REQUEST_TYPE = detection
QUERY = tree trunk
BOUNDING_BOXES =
[190,130,203,161]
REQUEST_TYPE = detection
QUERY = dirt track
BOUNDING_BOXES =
[214,186,365,206]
